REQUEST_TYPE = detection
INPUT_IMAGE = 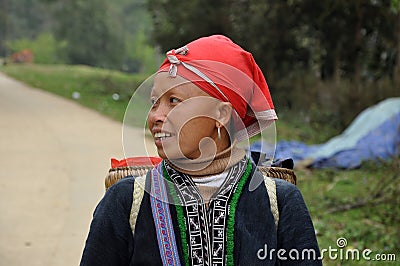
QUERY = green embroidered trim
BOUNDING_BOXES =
[163,165,190,266]
[226,158,253,266]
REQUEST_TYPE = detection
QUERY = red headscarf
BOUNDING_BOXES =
[158,35,277,140]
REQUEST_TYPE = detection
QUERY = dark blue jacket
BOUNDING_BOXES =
[80,165,322,265]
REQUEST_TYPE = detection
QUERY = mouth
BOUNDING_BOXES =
[154,132,173,140]
[151,127,175,145]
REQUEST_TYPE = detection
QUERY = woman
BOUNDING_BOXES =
[80,35,322,265]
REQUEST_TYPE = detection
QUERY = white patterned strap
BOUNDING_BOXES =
[263,175,279,229]
[129,175,146,235]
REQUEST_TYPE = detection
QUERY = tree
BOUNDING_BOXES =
[0,0,52,58]
[53,0,125,69]
[0,0,8,58]
[392,0,400,86]
[230,0,310,83]
[147,0,231,53]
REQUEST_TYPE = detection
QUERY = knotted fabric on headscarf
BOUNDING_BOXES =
[158,35,278,141]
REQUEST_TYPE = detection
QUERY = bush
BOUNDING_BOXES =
[6,32,63,64]
[273,71,400,136]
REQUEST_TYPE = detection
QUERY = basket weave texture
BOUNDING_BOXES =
[105,164,296,190]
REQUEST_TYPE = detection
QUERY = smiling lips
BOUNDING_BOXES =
[153,131,174,147]
[154,132,172,139]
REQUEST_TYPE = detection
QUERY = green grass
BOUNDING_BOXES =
[1,63,399,265]
[298,160,399,265]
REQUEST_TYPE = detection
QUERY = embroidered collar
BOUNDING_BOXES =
[163,157,252,266]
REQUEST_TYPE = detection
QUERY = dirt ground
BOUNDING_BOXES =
[0,72,155,266]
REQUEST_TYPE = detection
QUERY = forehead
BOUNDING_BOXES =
[152,72,209,98]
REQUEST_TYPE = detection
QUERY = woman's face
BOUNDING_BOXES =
[147,72,223,160]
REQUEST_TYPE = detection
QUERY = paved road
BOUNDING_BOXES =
[0,72,154,266]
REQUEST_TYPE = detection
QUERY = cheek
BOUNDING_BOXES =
[179,118,214,143]
[147,109,157,127]
[146,116,152,130]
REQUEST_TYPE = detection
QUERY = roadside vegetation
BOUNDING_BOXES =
[1,63,398,265]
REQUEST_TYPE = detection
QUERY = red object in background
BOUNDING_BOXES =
[111,156,162,169]
[11,49,34,63]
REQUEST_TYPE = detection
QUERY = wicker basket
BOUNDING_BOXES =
[105,164,156,189]
[105,158,296,190]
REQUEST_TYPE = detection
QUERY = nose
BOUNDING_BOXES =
[148,102,168,124]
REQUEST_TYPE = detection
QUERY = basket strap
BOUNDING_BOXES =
[263,175,279,229]
[129,175,146,235]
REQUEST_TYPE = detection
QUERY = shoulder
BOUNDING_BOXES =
[107,176,135,195]
[274,178,304,208]
[274,178,299,197]
[249,166,298,197]
[97,176,136,212]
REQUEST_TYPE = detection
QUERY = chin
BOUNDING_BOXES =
[156,149,167,160]
[157,149,180,160]
[158,148,192,161]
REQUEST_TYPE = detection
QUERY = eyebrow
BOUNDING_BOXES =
[151,84,190,98]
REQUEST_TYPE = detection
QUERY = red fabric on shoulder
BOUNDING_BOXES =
[110,156,162,168]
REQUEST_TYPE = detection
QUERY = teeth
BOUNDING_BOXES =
[155,132,171,138]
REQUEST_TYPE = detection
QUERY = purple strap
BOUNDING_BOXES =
[150,165,181,266]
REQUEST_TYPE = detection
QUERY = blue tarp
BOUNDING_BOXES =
[251,97,400,169]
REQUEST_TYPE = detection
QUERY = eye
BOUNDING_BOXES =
[170,97,181,104]
[150,97,158,107]
[150,97,157,105]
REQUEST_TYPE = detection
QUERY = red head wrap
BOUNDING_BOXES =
[158,35,277,140]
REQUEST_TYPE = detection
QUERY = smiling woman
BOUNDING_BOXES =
[80,35,322,266]
[148,72,232,161]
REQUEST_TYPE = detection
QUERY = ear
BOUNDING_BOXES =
[216,102,233,127]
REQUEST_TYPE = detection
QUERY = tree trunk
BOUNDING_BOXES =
[395,12,400,88]
[333,44,341,85]
[353,3,363,99]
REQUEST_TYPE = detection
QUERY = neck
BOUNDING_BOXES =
[166,145,246,176]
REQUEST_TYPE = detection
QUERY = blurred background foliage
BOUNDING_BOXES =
[0,0,158,73]
[0,0,399,134]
